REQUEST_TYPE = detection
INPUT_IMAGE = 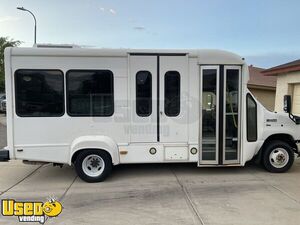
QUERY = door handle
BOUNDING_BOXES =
[160,111,163,115]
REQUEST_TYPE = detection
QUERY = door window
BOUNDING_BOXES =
[202,69,218,161]
[164,71,180,117]
[224,69,240,161]
[136,71,152,117]
[200,66,241,165]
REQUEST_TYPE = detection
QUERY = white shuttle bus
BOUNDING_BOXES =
[1,47,300,182]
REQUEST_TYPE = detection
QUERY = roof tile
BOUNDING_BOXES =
[248,66,276,88]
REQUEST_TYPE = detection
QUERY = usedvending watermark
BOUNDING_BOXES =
[1,197,63,224]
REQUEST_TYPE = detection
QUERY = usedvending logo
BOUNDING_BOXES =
[1,197,63,224]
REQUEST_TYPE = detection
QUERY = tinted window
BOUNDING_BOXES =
[247,94,257,142]
[202,69,217,160]
[165,71,180,116]
[225,69,240,160]
[136,71,152,117]
[15,70,64,117]
[67,70,114,116]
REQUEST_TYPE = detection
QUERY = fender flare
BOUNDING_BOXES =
[69,136,120,165]
[255,133,298,163]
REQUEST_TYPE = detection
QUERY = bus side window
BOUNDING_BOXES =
[15,69,64,117]
[67,70,114,117]
[136,71,152,117]
[164,71,180,117]
[246,93,257,142]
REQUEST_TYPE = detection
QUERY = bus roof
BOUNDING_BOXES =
[7,47,246,65]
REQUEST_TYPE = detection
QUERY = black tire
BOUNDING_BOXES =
[262,140,294,173]
[74,150,112,183]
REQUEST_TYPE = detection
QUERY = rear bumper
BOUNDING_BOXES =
[0,150,10,161]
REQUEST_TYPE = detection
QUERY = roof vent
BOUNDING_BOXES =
[34,44,81,48]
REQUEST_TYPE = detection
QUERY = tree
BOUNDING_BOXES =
[0,37,21,92]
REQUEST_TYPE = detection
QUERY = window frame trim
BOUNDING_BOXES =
[246,93,258,142]
[66,69,114,117]
[135,70,152,117]
[164,70,181,117]
[14,69,65,118]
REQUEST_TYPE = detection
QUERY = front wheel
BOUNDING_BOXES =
[75,150,112,183]
[262,141,295,173]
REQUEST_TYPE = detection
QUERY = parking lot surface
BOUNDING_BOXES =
[1,113,300,225]
[0,114,6,148]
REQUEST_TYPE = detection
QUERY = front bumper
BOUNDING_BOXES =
[0,150,10,161]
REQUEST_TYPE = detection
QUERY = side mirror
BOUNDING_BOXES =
[284,95,291,113]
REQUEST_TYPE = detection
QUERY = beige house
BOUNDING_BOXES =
[248,66,276,111]
[262,60,300,115]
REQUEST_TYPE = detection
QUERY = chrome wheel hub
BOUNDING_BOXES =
[269,148,289,169]
[82,154,105,177]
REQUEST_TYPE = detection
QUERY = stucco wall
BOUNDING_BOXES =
[274,71,300,112]
[249,88,275,111]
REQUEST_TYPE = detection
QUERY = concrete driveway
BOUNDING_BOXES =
[0,113,6,148]
[1,114,300,225]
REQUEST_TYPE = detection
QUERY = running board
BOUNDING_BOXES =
[198,164,242,167]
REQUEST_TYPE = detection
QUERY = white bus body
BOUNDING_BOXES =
[1,47,299,182]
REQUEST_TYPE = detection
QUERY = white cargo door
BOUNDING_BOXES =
[159,56,188,143]
[292,84,300,115]
[130,55,158,142]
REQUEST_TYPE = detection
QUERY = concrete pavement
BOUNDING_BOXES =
[0,123,6,149]
[0,113,6,149]
[1,115,300,224]
[0,113,6,127]
[1,161,300,225]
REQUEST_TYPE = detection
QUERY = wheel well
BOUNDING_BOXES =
[255,134,297,163]
[71,149,112,164]
[261,134,298,153]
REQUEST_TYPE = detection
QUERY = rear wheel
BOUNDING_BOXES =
[75,150,112,183]
[262,141,294,173]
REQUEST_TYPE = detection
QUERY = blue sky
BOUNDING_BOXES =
[1,0,300,68]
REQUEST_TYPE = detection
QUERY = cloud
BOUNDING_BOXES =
[0,16,19,23]
[109,9,116,15]
[134,26,146,31]
[99,7,117,15]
